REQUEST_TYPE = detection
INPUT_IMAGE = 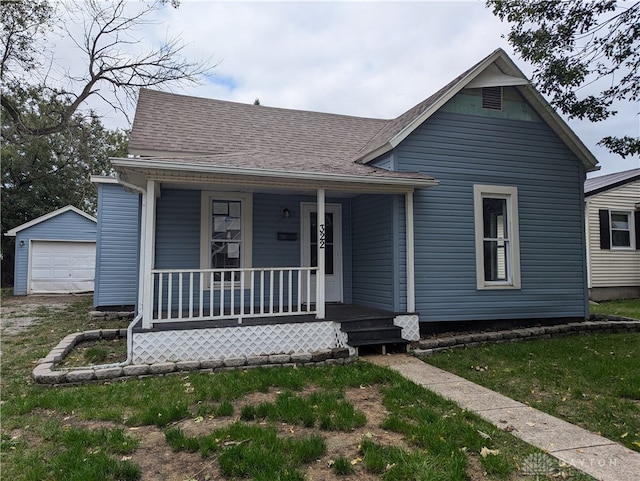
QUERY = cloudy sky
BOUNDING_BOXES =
[58,0,639,176]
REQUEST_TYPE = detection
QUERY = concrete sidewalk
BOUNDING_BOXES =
[365,354,640,481]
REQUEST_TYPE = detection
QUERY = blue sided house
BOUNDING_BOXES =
[96,49,599,364]
[6,206,97,295]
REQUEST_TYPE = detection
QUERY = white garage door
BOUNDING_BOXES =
[30,241,96,294]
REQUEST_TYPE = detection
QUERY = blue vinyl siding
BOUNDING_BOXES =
[370,153,394,170]
[94,184,141,307]
[13,211,96,296]
[253,194,352,304]
[392,195,407,311]
[155,189,201,269]
[253,194,304,269]
[351,194,406,312]
[153,191,353,310]
[395,109,588,321]
[352,194,396,310]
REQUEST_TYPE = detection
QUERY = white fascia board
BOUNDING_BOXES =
[465,64,529,88]
[517,85,599,172]
[110,157,439,190]
[90,175,119,184]
[358,144,396,166]
[374,49,597,173]
[5,205,96,237]
[491,53,598,172]
[387,49,508,151]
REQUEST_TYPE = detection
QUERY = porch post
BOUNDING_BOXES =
[137,193,147,315]
[142,179,157,329]
[316,188,326,319]
[405,191,415,312]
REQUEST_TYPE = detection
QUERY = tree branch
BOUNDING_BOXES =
[1,0,214,138]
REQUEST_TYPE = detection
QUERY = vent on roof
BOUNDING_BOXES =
[482,86,503,110]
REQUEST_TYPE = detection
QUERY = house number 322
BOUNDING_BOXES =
[319,224,325,248]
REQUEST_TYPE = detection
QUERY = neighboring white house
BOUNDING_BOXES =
[585,168,640,301]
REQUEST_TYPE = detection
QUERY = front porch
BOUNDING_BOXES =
[111,159,434,364]
[130,303,420,364]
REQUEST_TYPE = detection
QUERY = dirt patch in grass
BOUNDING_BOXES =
[3,294,591,480]
[1,293,92,336]
[58,338,128,367]
[52,384,500,481]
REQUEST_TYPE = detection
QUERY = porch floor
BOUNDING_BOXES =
[133,304,398,332]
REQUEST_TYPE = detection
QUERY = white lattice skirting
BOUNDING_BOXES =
[394,314,420,341]
[132,321,348,364]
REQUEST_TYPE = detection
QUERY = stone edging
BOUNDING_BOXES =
[88,310,134,321]
[33,316,639,385]
[33,328,354,385]
[413,317,640,357]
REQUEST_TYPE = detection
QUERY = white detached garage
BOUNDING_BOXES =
[6,206,97,295]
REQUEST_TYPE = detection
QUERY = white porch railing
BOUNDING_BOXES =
[150,267,317,324]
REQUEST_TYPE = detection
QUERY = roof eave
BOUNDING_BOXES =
[110,157,439,191]
[516,84,599,173]
[5,205,96,237]
[385,49,508,152]
[585,174,640,197]
[361,49,599,172]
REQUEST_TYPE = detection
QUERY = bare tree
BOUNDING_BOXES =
[1,0,213,138]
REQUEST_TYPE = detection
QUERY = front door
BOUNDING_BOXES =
[301,203,343,303]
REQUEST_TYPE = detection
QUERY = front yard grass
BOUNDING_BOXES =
[1,296,596,480]
[589,297,640,319]
[427,332,640,453]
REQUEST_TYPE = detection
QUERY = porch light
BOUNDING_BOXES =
[282,208,291,218]
[19,240,25,247]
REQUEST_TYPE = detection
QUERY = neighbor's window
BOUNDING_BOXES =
[473,185,520,289]
[610,211,632,248]
[200,192,253,280]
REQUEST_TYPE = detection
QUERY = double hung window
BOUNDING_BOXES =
[473,185,520,289]
[598,209,638,250]
[610,211,632,248]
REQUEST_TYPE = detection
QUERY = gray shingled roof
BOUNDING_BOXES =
[125,48,597,178]
[129,90,387,161]
[127,90,437,183]
[127,50,495,167]
[584,168,640,196]
[128,70,468,168]
[353,65,473,163]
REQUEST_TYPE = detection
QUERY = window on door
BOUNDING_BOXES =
[309,212,334,275]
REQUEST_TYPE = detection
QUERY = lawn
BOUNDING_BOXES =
[0,296,595,481]
[589,297,640,319]
[427,303,640,453]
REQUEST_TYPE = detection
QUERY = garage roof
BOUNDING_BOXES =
[5,206,96,237]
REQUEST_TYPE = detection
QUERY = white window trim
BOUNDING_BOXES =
[609,210,635,250]
[200,191,253,272]
[473,184,521,290]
